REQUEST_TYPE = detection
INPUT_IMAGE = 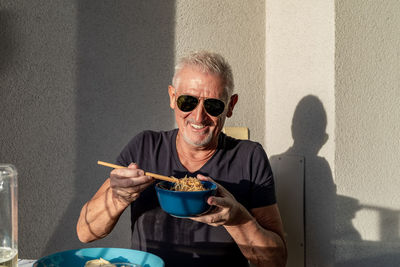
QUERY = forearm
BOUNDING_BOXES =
[224,214,287,267]
[76,183,129,243]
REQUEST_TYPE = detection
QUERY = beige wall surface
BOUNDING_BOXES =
[3,0,399,265]
[0,0,79,258]
[0,0,267,260]
[0,0,176,258]
[267,0,400,266]
[174,0,266,145]
[335,0,400,265]
[265,1,335,265]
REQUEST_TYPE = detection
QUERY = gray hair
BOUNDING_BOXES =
[172,51,234,99]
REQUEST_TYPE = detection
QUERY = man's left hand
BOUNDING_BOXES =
[190,174,253,227]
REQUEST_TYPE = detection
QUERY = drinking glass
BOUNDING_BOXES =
[0,164,18,267]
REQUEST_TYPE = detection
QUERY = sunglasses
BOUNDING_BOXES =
[176,95,226,117]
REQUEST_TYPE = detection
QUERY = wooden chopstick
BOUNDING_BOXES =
[97,161,178,183]
[97,161,125,169]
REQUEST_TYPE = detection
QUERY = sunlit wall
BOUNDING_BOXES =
[335,0,400,265]
[174,0,266,145]
[0,0,267,260]
[266,0,400,266]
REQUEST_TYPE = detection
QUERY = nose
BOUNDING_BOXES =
[192,100,208,122]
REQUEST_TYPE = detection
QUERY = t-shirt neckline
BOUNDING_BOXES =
[171,128,224,175]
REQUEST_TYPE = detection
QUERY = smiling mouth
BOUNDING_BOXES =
[190,123,206,130]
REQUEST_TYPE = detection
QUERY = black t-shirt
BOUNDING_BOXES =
[116,129,276,267]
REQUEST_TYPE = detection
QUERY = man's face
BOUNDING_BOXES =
[168,66,235,148]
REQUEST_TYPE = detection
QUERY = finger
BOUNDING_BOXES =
[191,213,226,226]
[195,175,234,198]
[196,174,210,181]
[208,196,231,208]
[113,179,154,196]
[210,217,226,226]
[114,187,139,197]
[211,182,236,200]
[111,174,153,188]
[136,179,155,190]
[209,221,225,227]
[128,162,138,169]
[116,176,153,188]
[127,179,155,191]
[196,175,221,190]
[111,167,145,179]
[115,181,150,195]
[113,188,140,202]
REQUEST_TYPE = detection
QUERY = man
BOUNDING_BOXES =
[77,51,287,267]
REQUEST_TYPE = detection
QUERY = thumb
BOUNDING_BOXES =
[196,174,211,181]
[128,162,138,169]
[196,175,232,197]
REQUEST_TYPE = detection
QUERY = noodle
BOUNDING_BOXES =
[84,258,115,266]
[171,176,206,191]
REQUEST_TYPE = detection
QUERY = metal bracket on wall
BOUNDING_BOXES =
[270,154,305,267]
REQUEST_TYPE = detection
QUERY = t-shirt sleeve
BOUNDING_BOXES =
[115,132,144,167]
[249,144,276,208]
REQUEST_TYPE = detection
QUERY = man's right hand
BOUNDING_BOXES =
[110,163,154,205]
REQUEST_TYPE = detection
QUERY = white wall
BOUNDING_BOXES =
[265,1,335,265]
[335,0,400,265]
[0,0,176,258]
[0,0,78,258]
[267,0,400,266]
[0,0,267,260]
[174,0,266,145]
[3,0,399,265]
[265,0,335,168]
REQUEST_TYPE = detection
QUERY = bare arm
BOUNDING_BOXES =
[225,205,287,267]
[76,178,126,242]
[76,164,154,243]
[191,175,287,267]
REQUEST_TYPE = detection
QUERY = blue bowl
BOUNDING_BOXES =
[155,180,217,217]
[33,247,164,267]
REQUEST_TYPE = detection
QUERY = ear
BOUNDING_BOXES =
[226,94,238,118]
[168,85,176,109]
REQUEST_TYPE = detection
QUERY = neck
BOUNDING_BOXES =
[176,132,218,172]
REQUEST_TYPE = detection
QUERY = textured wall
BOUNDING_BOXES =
[335,0,400,265]
[174,0,266,145]
[1,0,265,260]
[265,1,335,266]
[266,0,400,266]
[0,0,175,259]
[0,0,78,258]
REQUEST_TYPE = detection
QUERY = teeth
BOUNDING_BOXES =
[191,124,205,129]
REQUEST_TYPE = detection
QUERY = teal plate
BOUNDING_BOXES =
[33,247,164,267]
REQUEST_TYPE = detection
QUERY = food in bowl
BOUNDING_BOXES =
[155,180,217,217]
[33,248,163,267]
[170,176,206,191]
[85,258,114,266]
[85,259,140,267]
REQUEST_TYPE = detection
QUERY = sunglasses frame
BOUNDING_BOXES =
[176,94,227,117]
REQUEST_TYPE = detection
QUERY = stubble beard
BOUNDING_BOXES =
[182,129,214,147]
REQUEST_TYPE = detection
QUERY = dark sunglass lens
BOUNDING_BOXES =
[204,99,225,116]
[177,95,198,112]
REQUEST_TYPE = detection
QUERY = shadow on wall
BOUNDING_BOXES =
[270,95,400,267]
[44,1,175,254]
[0,10,13,74]
[335,196,400,267]
[271,95,336,266]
